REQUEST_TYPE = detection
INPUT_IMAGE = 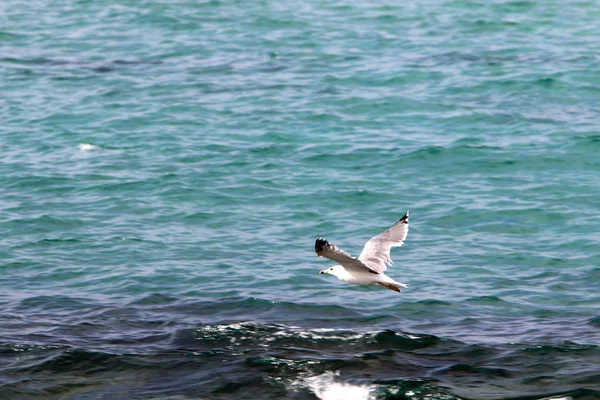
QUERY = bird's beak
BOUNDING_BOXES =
[320,270,327,274]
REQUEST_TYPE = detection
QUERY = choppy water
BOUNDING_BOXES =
[2,0,600,399]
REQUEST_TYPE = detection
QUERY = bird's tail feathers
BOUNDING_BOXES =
[378,278,408,292]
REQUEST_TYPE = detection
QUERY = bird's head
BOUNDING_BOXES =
[320,265,341,276]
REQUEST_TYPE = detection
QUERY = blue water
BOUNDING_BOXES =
[1,1,600,399]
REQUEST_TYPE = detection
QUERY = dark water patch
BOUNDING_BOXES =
[127,293,179,306]
[0,31,28,41]
[519,342,598,355]
[588,316,600,328]
[447,343,500,360]
[5,215,83,233]
[3,175,75,191]
[437,362,513,378]
[341,314,397,325]
[1,321,599,399]
[465,295,506,305]
[21,349,126,375]
[450,137,499,149]
[16,295,96,314]
[580,134,600,143]
[415,299,454,306]
[401,144,514,171]
[421,51,518,67]
[9,237,86,252]
[183,211,219,223]
[33,237,82,245]
[370,330,443,351]
[0,56,162,73]
[407,145,445,159]
[370,379,462,400]
[572,373,600,386]
[531,308,564,318]
[0,261,43,272]
[522,271,558,280]
[570,134,600,153]
[536,76,557,87]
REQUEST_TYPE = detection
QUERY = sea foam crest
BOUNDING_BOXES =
[302,371,373,400]
[78,143,96,151]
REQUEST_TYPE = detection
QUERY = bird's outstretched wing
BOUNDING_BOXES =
[315,238,379,274]
[357,211,409,273]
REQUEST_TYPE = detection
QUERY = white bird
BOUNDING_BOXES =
[315,211,410,293]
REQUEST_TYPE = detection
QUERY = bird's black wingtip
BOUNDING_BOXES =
[315,237,329,254]
[399,210,409,224]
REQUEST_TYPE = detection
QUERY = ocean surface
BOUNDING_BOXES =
[1,0,600,399]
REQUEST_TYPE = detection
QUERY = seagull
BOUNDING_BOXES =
[315,211,410,292]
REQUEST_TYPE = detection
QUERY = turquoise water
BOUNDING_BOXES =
[2,1,600,399]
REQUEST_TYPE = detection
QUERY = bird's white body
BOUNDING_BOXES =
[324,265,407,288]
[315,211,410,293]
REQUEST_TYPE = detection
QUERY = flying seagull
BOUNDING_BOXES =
[315,211,410,292]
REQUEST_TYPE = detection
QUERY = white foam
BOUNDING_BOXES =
[303,371,373,400]
[536,397,573,400]
[201,322,367,342]
[78,143,96,151]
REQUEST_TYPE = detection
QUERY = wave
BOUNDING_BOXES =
[1,322,598,399]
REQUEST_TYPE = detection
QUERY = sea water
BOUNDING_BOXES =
[1,0,599,399]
